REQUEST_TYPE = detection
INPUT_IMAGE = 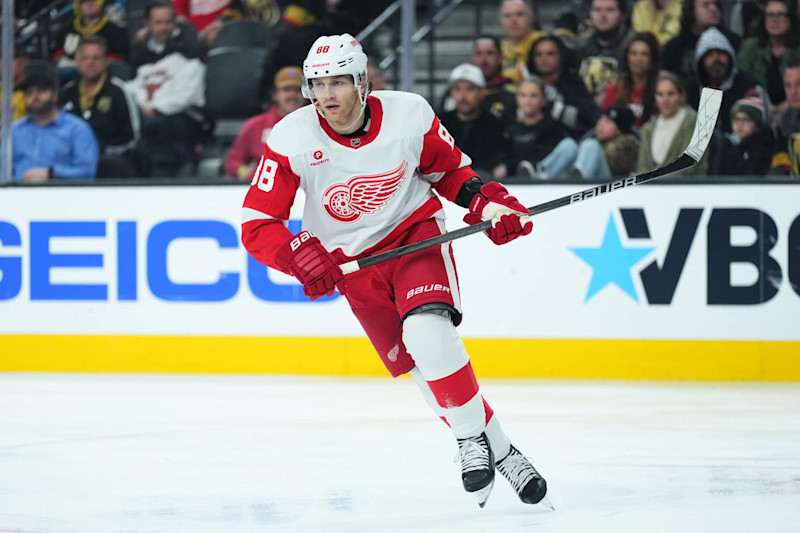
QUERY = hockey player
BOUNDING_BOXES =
[241,33,548,508]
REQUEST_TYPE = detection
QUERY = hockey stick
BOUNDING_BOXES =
[339,87,722,275]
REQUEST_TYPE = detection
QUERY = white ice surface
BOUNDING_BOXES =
[1,374,799,533]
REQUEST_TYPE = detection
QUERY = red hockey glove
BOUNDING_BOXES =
[462,182,533,245]
[274,231,347,300]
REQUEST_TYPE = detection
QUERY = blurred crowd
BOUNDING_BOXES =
[2,0,800,182]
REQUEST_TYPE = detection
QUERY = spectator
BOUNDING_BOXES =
[51,0,128,71]
[631,0,683,44]
[569,104,641,179]
[126,5,206,176]
[172,0,243,49]
[737,0,800,108]
[131,1,202,71]
[60,36,140,178]
[441,36,517,124]
[440,64,511,181]
[717,96,774,175]
[576,0,635,103]
[0,42,33,121]
[527,35,599,137]
[225,66,308,180]
[771,59,800,174]
[8,64,98,182]
[662,0,741,80]
[499,0,542,87]
[601,31,660,126]
[638,71,708,176]
[508,76,575,179]
[686,27,763,132]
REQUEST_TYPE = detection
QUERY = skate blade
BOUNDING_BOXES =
[472,478,495,508]
[539,495,555,511]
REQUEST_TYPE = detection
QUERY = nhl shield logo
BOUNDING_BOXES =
[350,138,361,147]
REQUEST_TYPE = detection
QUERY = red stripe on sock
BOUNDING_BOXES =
[483,397,494,425]
[427,361,479,408]
[440,415,451,427]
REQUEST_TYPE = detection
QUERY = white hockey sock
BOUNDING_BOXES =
[484,415,511,461]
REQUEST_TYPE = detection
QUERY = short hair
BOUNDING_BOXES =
[473,35,502,52]
[76,35,108,56]
[145,0,174,20]
[783,57,800,73]
[656,70,686,94]
[519,74,547,98]
[501,0,535,15]
[592,0,628,14]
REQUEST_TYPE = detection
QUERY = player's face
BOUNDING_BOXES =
[591,0,623,33]
[75,43,108,82]
[274,85,306,116]
[472,42,503,80]
[595,115,620,141]
[499,0,534,41]
[783,67,800,111]
[516,80,546,116]
[655,78,685,118]
[311,75,361,129]
[694,0,721,29]
[533,40,560,76]
[147,6,176,44]
[450,80,484,115]
[731,112,758,139]
[24,85,57,116]
[627,40,651,77]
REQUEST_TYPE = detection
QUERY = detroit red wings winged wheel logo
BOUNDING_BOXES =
[322,161,408,222]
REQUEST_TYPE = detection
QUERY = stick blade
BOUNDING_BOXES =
[685,87,723,163]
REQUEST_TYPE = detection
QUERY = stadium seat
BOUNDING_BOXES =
[205,46,270,119]
[213,20,272,50]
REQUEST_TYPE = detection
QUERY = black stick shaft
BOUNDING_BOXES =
[352,153,695,270]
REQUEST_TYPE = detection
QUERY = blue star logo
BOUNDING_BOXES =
[570,214,655,302]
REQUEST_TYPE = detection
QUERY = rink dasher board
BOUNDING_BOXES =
[0,184,798,379]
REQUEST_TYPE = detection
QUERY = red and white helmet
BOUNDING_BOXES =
[302,33,370,105]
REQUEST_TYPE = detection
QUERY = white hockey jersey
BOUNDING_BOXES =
[241,91,476,269]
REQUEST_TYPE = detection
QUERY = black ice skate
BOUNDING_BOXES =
[455,432,495,508]
[495,445,550,507]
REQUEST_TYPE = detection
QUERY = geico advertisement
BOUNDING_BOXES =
[0,185,798,340]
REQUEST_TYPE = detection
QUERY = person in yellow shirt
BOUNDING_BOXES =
[499,0,541,87]
[632,0,683,44]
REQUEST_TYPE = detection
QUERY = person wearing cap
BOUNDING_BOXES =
[717,95,774,175]
[440,63,512,181]
[6,64,98,182]
[570,103,641,178]
[61,35,141,178]
[51,0,128,70]
[225,66,309,180]
[440,37,518,124]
